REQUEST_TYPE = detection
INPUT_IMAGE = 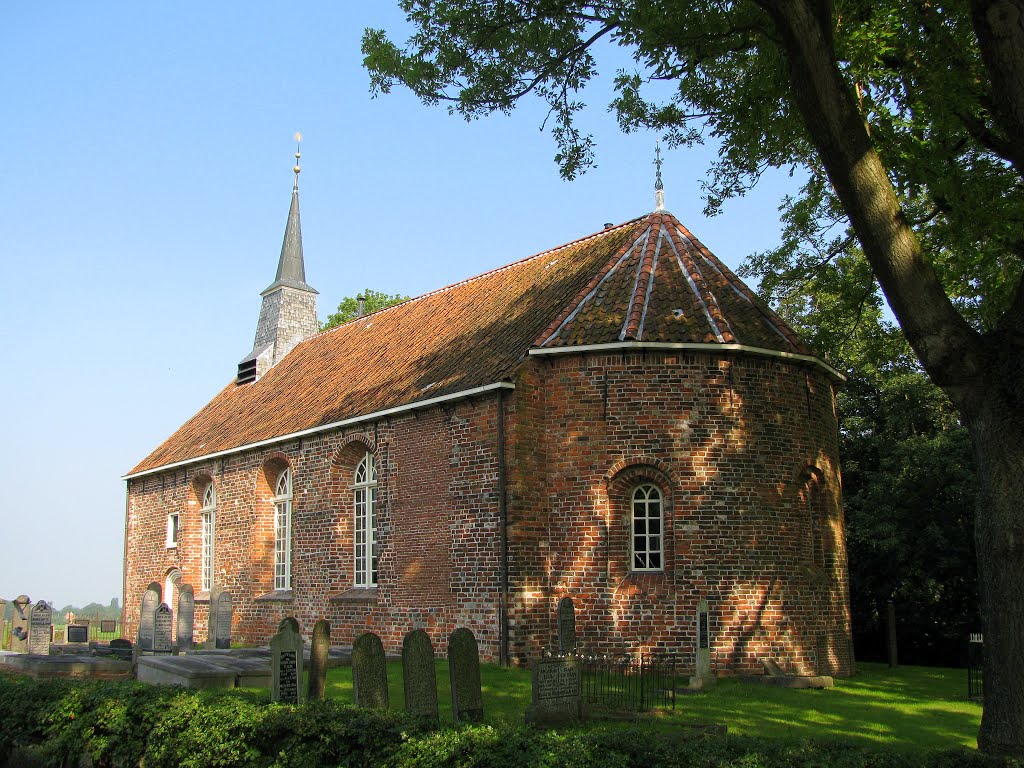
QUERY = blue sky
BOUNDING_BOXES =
[1,3,802,608]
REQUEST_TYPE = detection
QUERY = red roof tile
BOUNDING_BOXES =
[129,211,812,475]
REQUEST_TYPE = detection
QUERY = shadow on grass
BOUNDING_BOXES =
[324,659,981,751]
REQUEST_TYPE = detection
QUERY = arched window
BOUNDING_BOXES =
[353,453,378,587]
[274,468,293,590]
[200,482,216,593]
[631,484,663,571]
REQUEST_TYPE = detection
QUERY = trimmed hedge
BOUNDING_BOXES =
[0,672,1019,768]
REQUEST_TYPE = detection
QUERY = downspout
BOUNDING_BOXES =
[497,388,509,667]
[122,481,131,633]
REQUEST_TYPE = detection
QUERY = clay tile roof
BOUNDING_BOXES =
[129,211,812,476]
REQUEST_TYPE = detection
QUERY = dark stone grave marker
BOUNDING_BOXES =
[66,625,89,644]
[307,619,330,701]
[212,591,232,649]
[28,600,53,655]
[153,603,173,653]
[525,656,582,724]
[271,621,303,704]
[402,629,438,723]
[352,632,389,709]
[138,583,161,650]
[557,596,576,655]
[100,620,117,634]
[279,616,300,635]
[448,627,483,723]
[176,584,195,651]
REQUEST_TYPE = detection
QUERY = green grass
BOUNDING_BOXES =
[324,660,982,751]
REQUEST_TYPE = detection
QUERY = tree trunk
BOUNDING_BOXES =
[758,0,1024,756]
[968,392,1024,755]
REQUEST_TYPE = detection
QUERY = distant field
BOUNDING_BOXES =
[323,660,982,751]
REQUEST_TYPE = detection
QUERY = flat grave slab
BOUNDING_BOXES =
[136,654,272,689]
[0,653,131,681]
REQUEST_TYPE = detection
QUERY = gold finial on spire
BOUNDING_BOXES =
[293,132,302,189]
[654,141,666,211]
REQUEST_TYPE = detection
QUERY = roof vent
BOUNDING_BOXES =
[236,359,258,385]
[604,222,613,230]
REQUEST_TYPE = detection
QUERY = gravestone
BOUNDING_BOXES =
[66,625,89,644]
[557,597,576,655]
[28,600,53,655]
[279,616,300,635]
[153,603,173,653]
[176,584,195,651]
[402,629,438,723]
[138,583,161,650]
[352,632,389,709]
[307,619,330,701]
[271,621,304,704]
[690,599,716,688]
[525,656,582,724]
[211,591,232,649]
[10,595,31,653]
[109,638,134,661]
[448,627,484,723]
[100,620,118,634]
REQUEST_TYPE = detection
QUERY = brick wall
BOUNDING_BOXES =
[124,397,503,659]
[125,348,851,674]
[505,350,852,676]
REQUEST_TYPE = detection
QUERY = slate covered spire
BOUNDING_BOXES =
[262,156,315,295]
[237,135,319,384]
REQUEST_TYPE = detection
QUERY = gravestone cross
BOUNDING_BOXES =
[28,600,53,655]
[402,629,438,723]
[153,603,173,653]
[448,627,484,723]
[307,619,330,701]
[557,596,576,655]
[352,632,389,709]
[212,591,232,649]
[138,583,161,651]
[10,595,31,653]
[176,584,195,651]
[271,621,304,704]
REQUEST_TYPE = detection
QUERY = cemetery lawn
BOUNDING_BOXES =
[323,660,982,751]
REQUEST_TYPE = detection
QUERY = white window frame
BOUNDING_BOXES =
[165,511,179,548]
[352,453,378,587]
[273,467,293,591]
[200,482,216,593]
[631,483,664,571]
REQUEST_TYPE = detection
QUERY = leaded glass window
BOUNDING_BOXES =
[200,483,216,592]
[274,468,293,590]
[631,484,663,571]
[353,454,378,587]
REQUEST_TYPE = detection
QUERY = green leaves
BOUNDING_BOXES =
[322,289,411,331]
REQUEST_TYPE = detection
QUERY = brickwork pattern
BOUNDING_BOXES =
[125,349,851,675]
[125,398,502,658]
[505,350,851,676]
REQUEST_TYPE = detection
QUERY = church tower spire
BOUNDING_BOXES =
[237,134,319,384]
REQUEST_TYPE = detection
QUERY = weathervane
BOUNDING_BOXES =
[654,141,665,211]
[293,132,302,190]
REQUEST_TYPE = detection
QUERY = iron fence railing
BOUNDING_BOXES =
[968,633,984,701]
[571,652,678,711]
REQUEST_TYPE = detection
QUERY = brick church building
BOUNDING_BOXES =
[124,159,853,676]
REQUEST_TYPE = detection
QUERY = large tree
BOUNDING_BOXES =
[363,0,1024,754]
[763,251,979,667]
